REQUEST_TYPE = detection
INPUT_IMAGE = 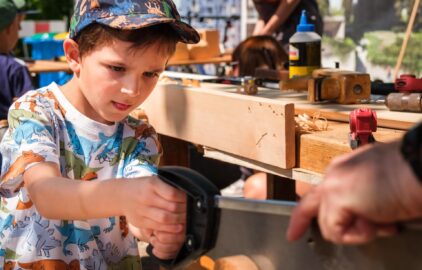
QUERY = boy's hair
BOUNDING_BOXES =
[75,23,179,58]
[70,0,199,45]
[232,35,288,77]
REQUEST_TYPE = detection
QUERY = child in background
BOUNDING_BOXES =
[222,35,287,199]
[0,0,199,268]
[0,0,34,142]
[231,35,288,77]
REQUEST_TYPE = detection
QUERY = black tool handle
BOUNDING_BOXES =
[146,166,221,270]
[371,81,396,95]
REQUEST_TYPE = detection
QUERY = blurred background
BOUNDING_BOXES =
[18,0,422,82]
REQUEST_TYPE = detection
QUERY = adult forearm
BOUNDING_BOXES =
[253,19,265,35]
[28,177,126,220]
[263,0,300,34]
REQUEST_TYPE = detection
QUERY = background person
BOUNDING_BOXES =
[0,0,34,138]
[252,0,323,50]
[0,0,34,171]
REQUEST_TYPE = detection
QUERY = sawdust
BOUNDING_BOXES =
[296,112,329,132]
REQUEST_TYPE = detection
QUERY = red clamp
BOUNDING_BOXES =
[395,74,422,92]
[349,108,377,149]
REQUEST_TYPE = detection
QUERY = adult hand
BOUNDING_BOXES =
[286,140,422,244]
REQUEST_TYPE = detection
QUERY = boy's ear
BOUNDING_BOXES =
[63,39,81,73]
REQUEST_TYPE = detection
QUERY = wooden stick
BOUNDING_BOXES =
[393,0,420,80]
[214,255,258,270]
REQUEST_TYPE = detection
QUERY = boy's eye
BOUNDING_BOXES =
[143,72,159,78]
[109,66,125,72]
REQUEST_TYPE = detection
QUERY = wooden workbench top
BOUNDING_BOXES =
[26,54,232,74]
[141,81,415,183]
[202,83,422,130]
[27,60,71,73]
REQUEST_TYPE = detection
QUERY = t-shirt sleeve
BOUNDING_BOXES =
[0,97,59,197]
[123,123,162,178]
[10,65,34,98]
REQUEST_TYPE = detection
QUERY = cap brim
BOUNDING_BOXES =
[170,20,200,44]
[96,16,200,44]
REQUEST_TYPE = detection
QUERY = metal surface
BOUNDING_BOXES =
[208,197,422,270]
[386,92,422,112]
[215,196,296,216]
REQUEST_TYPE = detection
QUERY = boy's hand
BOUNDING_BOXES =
[122,176,187,259]
[129,225,186,259]
[149,229,186,259]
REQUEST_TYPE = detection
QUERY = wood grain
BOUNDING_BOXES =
[142,83,296,169]
[298,121,405,174]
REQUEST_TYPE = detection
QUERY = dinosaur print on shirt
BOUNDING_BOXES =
[0,83,159,268]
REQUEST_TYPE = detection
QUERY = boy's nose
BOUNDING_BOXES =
[121,76,141,96]
[120,87,140,96]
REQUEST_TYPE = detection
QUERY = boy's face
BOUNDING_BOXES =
[70,38,169,124]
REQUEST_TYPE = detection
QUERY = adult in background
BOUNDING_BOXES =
[0,0,34,170]
[252,0,323,50]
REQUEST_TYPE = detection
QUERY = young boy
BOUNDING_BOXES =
[0,0,34,141]
[0,0,200,268]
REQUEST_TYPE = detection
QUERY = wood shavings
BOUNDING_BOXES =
[296,112,328,132]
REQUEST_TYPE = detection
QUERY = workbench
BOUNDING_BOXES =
[167,54,232,66]
[27,60,72,73]
[142,81,422,199]
[26,54,232,74]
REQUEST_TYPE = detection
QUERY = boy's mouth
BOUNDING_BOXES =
[112,101,131,111]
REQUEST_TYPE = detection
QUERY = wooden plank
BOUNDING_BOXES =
[298,121,405,174]
[292,168,323,184]
[26,55,231,74]
[142,83,296,169]
[206,85,422,130]
[27,60,71,73]
[203,147,293,178]
[294,104,421,131]
[168,54,232,66]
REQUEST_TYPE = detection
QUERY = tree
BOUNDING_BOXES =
[349,0,398,40]
[316,0,330,16]
[26,0,73,21]
[394,0,422,30]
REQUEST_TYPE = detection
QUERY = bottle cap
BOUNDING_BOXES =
[297,10,315,32]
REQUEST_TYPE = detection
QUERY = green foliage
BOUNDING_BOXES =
[25,0,73,21]
[365,32,422,75]
[316,0,329,16]
[323,37,356,59]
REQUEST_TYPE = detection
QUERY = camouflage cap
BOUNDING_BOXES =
[69,0,200,44]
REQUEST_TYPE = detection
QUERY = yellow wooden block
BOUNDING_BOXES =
[170,42,190,61]
[188,29,221,60]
